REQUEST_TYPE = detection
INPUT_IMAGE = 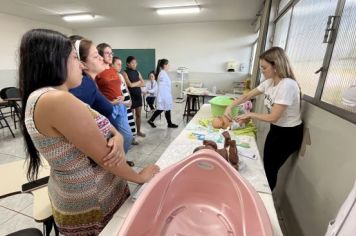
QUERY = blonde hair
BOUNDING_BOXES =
[260,47,296,81]
[260,47,302,107]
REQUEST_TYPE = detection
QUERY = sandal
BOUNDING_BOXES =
[126,161,135,167]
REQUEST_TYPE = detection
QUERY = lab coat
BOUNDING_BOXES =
[145,80,158,97]
[157,70,173,111]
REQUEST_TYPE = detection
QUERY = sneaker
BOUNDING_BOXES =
[132,139,139,145]
[147,120,156,128]
[137,132,146,137]
[168,123,178,128]
[126,161,135,167]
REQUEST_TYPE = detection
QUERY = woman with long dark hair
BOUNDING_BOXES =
[19,29,159,235]
[225,47,303,190]
[147,59,178,128]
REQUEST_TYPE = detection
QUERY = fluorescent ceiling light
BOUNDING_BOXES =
[156,6,201,15]
[61,13,95,22]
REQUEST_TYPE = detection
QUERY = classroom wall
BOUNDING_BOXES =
[0,13,72,88]
[75,21,257,92]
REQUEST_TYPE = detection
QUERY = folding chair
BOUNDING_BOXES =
[6,228,43,236]
[0,159,54,236]
[0,101,15,138]
[0,87,21,129]
[143,94,160,119]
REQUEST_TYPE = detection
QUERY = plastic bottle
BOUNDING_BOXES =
[212,86,217,94]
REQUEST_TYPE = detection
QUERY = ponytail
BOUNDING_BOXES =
[155,59,162,79]
[155,59,169,79]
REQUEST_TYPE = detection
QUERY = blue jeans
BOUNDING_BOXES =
[111,104,133,154]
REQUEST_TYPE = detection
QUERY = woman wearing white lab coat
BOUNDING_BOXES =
[147,59,178,128]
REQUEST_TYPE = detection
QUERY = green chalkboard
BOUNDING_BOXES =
[112,49,155,80]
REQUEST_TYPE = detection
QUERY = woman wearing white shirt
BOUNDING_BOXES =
[144,71,158,110]
[147,59,178,128]
[225,47,303,190]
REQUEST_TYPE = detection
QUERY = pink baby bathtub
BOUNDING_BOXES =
[118,149,273,236]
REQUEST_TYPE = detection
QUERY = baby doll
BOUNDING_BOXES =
[212,101,253,130]
[193,131,239,169]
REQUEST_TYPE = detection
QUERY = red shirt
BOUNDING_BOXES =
[96,68,122,101]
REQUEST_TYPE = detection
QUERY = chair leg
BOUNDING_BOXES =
[12,107,17,129]
[0,113,15,138]
[5,118,15,138]
[14,104,21,129]
[184,96,191,123]
[43,216,58,236]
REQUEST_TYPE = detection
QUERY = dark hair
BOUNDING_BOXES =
[148,70,155,80]
[112,56,121,65]
[97,43,111,57]
[155,59,169,78]
[19,29,72,180]
[126,56,136,64]
[69,35,83,42]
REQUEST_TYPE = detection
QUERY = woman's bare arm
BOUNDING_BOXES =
[34,91,159,183]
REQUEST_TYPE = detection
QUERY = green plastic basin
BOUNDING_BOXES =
[209,96,240,117]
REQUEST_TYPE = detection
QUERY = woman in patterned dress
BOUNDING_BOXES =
[19,29,159,235]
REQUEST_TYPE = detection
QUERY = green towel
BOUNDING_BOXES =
[198,118,212,128]
[232,122,257,137]
[198,118,257,136]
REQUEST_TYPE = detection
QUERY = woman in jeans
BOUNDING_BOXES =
[96,43,133,153]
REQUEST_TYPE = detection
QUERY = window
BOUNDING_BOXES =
[271,0,356,123]
[249,40,258,75]
[286,0,338,97]
[279,0,292,13]
[321,0,356,113]
[273,10,292,49]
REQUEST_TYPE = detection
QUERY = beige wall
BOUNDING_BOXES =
[0,13,72,88]
[284,102,356,236]
[74,21,258,74]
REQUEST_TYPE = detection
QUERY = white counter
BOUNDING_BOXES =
[101,104,283,236]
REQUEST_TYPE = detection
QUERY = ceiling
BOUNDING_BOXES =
[0,0,262,29]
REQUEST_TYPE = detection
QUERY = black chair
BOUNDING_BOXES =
[0,87,21,129]
[143,94,160,119]
[0,101,15,138]
[0,87,20,99]
[0,175,57,236]
[21,177,59,236]
[6,228,43,236]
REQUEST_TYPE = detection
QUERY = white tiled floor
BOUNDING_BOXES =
[0,102,187,235]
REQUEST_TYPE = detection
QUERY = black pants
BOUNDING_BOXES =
[146,97,155,110]
[263,123,304,190]
[149,110,172,125]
